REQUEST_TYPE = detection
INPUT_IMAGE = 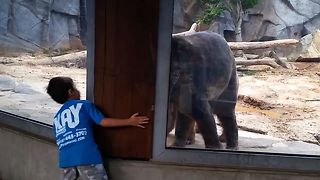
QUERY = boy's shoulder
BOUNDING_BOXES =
[64,99,93,105]
[57,100,94,113]
[72,99,92,104]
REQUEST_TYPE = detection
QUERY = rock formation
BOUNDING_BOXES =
[173,0,320,42]
[242,0,320,41]
[0,0,87,55]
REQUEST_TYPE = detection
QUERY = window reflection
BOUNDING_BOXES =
[166,0,320,155]
[0,0,87,124]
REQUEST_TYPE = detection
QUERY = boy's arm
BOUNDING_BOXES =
[100,113,149,128]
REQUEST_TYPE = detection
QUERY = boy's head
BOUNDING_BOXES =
[46,76,80,104]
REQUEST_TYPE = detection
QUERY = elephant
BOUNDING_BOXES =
[167,32,239,150]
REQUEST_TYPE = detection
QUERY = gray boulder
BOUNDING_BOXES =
[299,31,320,58]
[0,75,16,91]
[0,0,85,55]
[12,2,48,47]
[52,0,80,16]
[0,0,10,34]
[172,0,201,33]
[0,34,41,55]
[173,0,320,42]
[14,83,39,95]
[242,0,320,41]
[49,12,71,49]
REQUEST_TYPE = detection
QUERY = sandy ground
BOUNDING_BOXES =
[0,54,319,154]
[0,54,86,124]
[236,63,320,145]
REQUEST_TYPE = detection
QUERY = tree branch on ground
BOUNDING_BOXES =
[269,51,293,69]
[12,51,87,68]
[227,39,299,50]
[236,51,295,69]
[235,57,281,68]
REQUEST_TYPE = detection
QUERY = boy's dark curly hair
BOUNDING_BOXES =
[47,76,74,104]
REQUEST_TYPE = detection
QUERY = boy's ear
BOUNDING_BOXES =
[68,89,73,96]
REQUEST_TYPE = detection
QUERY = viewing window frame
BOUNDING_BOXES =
[151,0,320,172]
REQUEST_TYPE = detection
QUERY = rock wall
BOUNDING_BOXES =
[173,0,320,42]
[294,30,320,59]
[242,0,320,41]
[0,0,86,55]
[2,0,320,56]
[172,0,201,34]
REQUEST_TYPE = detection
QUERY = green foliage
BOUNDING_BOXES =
[241,0,259,9]
[197,6,225,24]
[42,48,50,55]
[197,0,259,24]
[201,0,220,4]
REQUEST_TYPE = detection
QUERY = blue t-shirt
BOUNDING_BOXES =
[52,100,105,168]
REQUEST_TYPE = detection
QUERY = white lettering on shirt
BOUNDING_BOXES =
[54,103,83,135]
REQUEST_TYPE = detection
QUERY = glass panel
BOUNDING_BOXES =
[166,0,320,156]
[0,0,87,124]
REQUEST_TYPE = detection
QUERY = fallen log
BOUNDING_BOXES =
[236,57,281,68]
[228,39,299,50]
[12,51,87,68]
[36,51,86,68]
[296,57,320,62]
[172,23,299,50]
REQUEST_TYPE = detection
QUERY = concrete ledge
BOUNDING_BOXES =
[1,124,320,180]
[0,127,59,180]
[0,111,54,142]
[105,159,320,180]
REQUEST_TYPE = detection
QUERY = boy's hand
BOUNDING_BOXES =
[128,113,150,128]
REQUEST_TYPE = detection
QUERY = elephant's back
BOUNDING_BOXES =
[190,32,234,94]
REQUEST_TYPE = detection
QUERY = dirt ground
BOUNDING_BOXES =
[0,53,319,147]
[0,54,87,124]
[236,62,320,145]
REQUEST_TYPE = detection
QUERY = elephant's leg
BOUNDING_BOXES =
[186,121,196,145]
[167,101,178,135]
[213,100,238,150]
[216,111,238,150]
[215,68,239,150]
[173,112,195,147]
[192,97,222,149]
[218,128,227,142]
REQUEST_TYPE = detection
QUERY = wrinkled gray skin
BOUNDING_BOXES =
[168,32,239,149]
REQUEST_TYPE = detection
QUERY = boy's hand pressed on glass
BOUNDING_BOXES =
[100,113,150,128]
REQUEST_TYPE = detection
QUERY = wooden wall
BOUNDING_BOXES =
[94,0,159,159]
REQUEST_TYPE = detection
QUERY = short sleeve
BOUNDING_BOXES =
[84,101,105,125]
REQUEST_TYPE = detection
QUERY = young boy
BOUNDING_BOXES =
[46,76,149,180]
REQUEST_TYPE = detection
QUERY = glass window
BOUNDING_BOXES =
[165,0,320,156]
[0,0,87,124]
